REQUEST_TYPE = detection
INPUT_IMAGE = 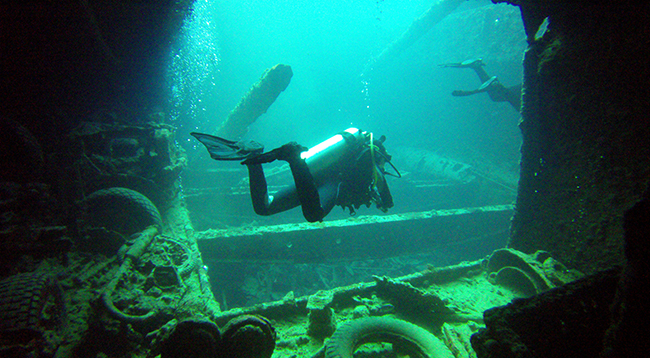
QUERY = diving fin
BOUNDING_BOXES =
[477,76,499,91]
[438,58,485,69]
[451,76,499,97]
[191,132,264,161]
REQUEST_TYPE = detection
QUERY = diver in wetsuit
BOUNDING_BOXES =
[191,128,398,222]
[440,58,522,111]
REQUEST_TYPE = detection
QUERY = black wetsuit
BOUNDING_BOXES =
[246,138,392,222]
[192,130,394,223]
[448,61,522,111]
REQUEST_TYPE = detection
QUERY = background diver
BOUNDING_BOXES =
[440,58,522,111]
[191,128,399,222]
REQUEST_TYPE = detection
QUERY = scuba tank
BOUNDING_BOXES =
[301,127,366,178]
[302,128,399,214]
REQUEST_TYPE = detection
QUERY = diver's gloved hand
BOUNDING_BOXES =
[241,142,308,165]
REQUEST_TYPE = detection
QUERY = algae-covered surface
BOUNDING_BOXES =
[203,258,540,358]
[202,248,581,358]
[268,270,518,358]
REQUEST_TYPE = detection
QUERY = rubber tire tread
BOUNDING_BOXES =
[325,316,452,358]
[84,187,162,236]
[0,273,63,335]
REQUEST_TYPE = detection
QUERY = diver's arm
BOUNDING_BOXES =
[485,83,522,111]
[246,163,275,215]
[471,65,491,83]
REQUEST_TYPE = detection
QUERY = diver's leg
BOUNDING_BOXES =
[246,163,301,216]
[452,89,482,97]
[504,84,522,110]
[316,181,339,218]
[287,156,325,222]
[440,58,491,83]
[246,163,273,216]
[470,64,491,83]
[257,141,327,222]
[453,76,497,96]
[484,80,522,110]
[245,142,326,221]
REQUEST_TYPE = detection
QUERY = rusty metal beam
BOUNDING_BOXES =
[196,205,513,264]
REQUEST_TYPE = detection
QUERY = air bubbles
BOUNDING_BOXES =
[167,0,220,124]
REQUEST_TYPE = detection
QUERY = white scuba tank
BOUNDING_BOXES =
[301,128,366,178]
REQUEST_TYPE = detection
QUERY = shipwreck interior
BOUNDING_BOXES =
[1,1,648,357]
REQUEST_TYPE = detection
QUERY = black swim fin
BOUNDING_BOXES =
[191,132,264,161]
[438,58,485,69]
[477,76,499,91]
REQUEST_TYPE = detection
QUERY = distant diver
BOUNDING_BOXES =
[191,128,400,222]
[440,58,522,111]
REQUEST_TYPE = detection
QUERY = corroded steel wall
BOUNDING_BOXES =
[509,2,650,274]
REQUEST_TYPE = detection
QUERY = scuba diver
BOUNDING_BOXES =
[439,58,522,111]
[191,128,400,222]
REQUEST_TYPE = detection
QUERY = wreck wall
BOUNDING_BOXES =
[509,2,650,274]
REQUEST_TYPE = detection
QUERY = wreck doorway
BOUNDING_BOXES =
[176,0,526,309]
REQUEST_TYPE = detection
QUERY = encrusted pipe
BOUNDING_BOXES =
[217,64,293,139]
[101,225,159,324]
